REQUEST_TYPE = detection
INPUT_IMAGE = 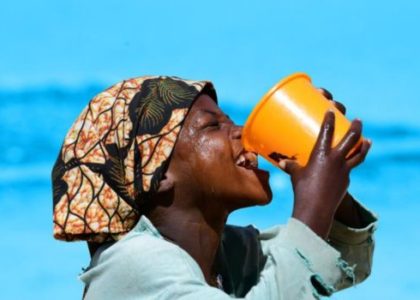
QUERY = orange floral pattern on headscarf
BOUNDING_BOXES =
[52,76,216,242]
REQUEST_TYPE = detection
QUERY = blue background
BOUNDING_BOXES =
[1,1,419,299]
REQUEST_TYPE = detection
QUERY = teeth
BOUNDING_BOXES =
[236,154,246,166]
[235,151,258,169]
[249,158,258,168]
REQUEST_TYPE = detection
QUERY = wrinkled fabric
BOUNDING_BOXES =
[80,199,377,299]
[52,76,216,242]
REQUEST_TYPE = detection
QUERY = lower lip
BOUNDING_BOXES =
[238,164,270,177]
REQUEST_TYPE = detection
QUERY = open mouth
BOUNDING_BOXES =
[235,150,259,170]
[235,149,271,187]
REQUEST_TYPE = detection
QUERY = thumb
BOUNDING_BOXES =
[278,159,300,175]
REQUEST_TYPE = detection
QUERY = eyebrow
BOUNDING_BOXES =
[198,109,231,120]
[199,109,218,116]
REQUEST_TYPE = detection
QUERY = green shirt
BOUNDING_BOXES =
[80,200,376,299]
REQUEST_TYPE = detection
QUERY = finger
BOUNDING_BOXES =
[317,88,334,100]
[331,100,346,115]
[317,87,347,115]
[312,110,335,156]
[346,139,372,168]
[278,159,300,175]
[336,119,362,156]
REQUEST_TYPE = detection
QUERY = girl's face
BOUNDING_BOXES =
[167,93,272,211]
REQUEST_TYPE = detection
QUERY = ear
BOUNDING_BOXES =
[157,171,175,194]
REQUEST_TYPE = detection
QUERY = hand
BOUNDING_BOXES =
[278,95,371,238]
[318,88,370,228]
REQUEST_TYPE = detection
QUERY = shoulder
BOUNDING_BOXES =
[82,234,204,299]
[82,233,204,295]
[101,233,197,274]
[113,233,174,256]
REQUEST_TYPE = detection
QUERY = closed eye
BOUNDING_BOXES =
[207,121,220,129]
[208,117,234,129]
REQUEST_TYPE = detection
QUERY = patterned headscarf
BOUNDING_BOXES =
[52,76,216,242]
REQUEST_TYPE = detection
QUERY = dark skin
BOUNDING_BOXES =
[145,95,272,286]
[282,89,372,238]
[319,89,370,233]
[89,89,371,286]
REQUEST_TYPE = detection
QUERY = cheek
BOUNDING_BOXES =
[186,135,237,193]
[195,134,233,168]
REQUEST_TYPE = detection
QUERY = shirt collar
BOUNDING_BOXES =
[129,215,163,239]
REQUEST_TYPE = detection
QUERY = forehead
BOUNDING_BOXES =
[183,94,223,127]
[190,93,220,113]
[179,94,222,137]
[175,94,221,148]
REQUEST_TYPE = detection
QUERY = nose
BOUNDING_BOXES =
[230,125,243,140]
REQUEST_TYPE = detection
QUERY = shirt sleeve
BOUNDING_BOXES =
[259,199,377,298]
[327,198,377,291]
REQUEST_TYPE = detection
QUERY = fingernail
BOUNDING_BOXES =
[278,160,286,169]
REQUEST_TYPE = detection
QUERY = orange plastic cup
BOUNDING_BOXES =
[242,73,363,167]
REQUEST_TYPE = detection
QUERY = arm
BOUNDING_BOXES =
[335,193,368,229]
[259,198,377,298]
[281,110,372,239]
[280,89,371,239]
[269,90,375,295]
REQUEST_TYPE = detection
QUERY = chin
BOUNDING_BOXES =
[237,187,273,209]
[250,171,273,205]
[254,189,273,206]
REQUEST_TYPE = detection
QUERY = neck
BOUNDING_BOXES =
[148,205,227,286]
